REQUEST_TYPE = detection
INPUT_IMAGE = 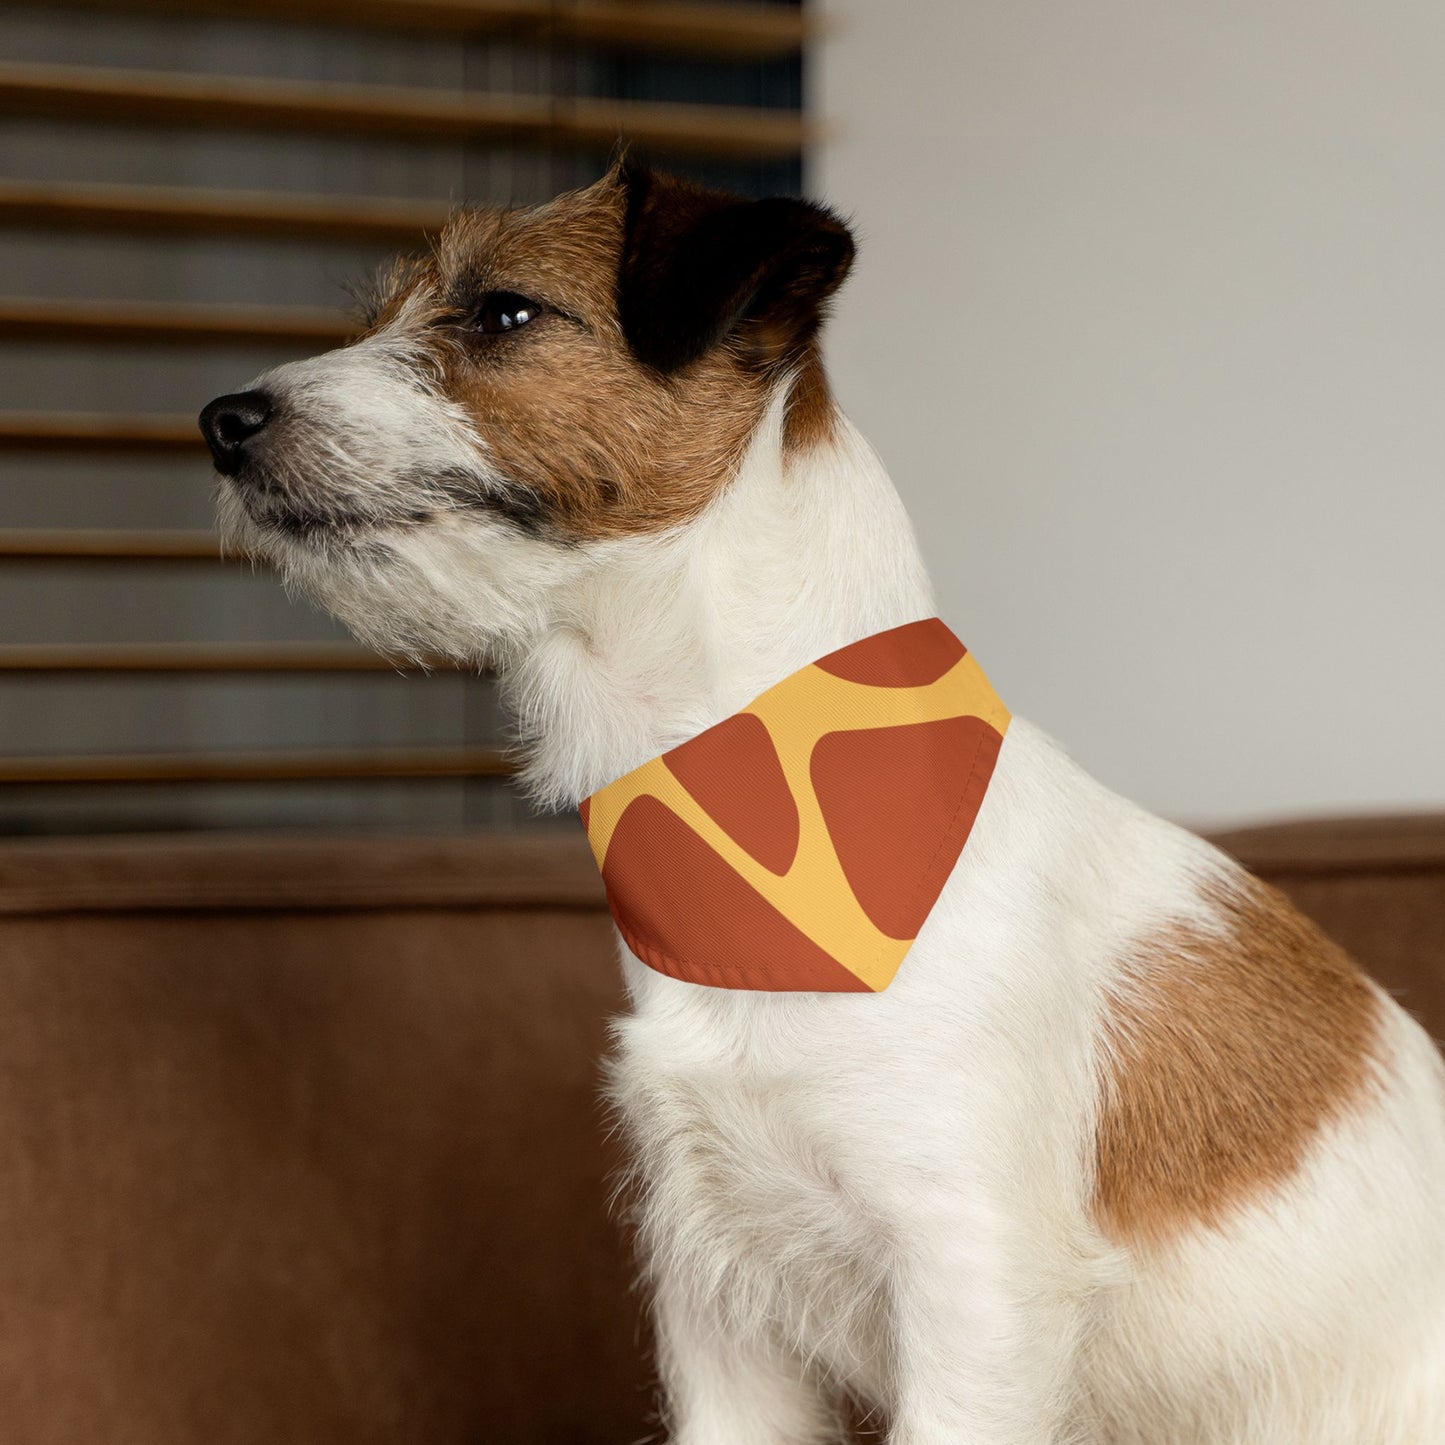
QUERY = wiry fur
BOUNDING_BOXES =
[207,170,1445,1443]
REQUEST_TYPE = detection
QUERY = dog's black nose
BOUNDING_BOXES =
[199,390,273,475]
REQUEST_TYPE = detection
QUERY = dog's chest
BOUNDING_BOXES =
[611,1005,893,1389]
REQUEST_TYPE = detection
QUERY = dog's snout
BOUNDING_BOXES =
[199,390,274,476]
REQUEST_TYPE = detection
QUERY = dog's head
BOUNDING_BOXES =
[200,163,854,661]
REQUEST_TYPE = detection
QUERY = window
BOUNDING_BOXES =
[0,0,808,835]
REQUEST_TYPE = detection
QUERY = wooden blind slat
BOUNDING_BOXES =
[0,297,353,348]
[0,413,204,452]
[0,529,221,560]
[0,643,420,673]
[0,180,448,245]
[545,0,811,58]
[0,745,514,784]
[28,0,810,59]
[0,62,813,161]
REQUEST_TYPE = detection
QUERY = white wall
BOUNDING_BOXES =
[812,0,1445,827]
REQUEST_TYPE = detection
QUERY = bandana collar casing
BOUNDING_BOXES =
[579,619,1010,993]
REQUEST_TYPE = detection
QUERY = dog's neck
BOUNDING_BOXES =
[505,393,937,809]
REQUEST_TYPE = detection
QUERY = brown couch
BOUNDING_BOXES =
[0,817,1440,1443]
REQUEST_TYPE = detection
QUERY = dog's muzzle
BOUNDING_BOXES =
[199,390,274,477]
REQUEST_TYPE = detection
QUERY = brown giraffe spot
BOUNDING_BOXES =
[809,715,1003,941]
[664,713,799,876]
[1094,874,1383,1246]
[814,618,967,688]
[602,795,867,992]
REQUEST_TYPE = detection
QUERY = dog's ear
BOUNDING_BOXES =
[617,162,855,374]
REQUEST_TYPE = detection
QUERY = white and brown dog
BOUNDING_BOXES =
[201,164,1445,1444]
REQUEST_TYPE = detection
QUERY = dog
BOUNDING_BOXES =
[200,162,1445,1443]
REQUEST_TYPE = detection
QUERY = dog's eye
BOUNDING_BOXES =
[471,291,543,335]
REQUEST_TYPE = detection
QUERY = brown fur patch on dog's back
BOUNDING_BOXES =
[1094,874,1382,1246]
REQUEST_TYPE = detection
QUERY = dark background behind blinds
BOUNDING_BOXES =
[0,0,804,836]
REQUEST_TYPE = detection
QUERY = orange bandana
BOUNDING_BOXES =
[579,619,1010,992]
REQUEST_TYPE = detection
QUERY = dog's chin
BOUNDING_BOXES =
[215,482,418,644]
[214,477,573,669]
[215,481,278,560]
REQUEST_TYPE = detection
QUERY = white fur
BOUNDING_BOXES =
[221,350,1445,1443]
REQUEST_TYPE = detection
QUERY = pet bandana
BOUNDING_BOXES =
[580,619,1009,993]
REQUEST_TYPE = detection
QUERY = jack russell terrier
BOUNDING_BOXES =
[200,163,1445,1444]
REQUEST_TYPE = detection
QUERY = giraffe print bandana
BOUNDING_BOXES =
[579,619,1010,992]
